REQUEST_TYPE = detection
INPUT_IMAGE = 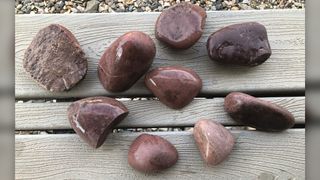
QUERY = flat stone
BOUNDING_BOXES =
[67,97,129,148]
[224,92,295,131]
[23,24,87,92]
[145,66,202,109]
[155,2,207,49]
[128,134,178,172]
[85,0,99,13]
[98,31,156,92]
[193,119,235,165]
[207,22,271,66]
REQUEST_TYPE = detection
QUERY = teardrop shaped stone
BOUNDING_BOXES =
[145,66,202,109]
[193,119,235,166]
[98,31,156,92]
[224,92,295,131]
[207,22,271,66]
[23,24,88,92]
[128,134,178,173]
[155,2,207,49]
[67,97,129,148]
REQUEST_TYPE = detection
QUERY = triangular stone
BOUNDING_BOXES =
[145,66,202,109]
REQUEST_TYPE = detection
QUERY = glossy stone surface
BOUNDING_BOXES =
[224,92,295,131]
[24,24,88,92]
[145,66,202,109]
[193,119,235,166]
[155,2,207,49]
[98,31,156,92]
[67,97,128,148]
[207,22,271,66]
[128,134,178,173]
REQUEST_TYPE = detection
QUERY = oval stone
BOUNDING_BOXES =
[98,31,156,92]
[207,22,271,66]
[23,24,88,92]
[155,2,207,49]
[145,66,202,109]
[193,119,235,166]
[224,92,295,131]
[128,134,178,173]
[67,97,129,148]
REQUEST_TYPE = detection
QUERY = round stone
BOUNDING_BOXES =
[155,2,207,49]
[207,22,271,66]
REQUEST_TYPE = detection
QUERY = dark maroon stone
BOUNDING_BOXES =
[145,66,202,109]
[224,92,295,131]
[128,134,178,173]
[67,97,128,148]
[207,22,271,66]
[23,24,88,92]
[98,31,156,92]
[193,119,234,165]
[155,2,207,49]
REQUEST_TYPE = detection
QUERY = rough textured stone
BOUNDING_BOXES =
[224,92,295,131]
[207,22,271,66]
[155,2,207,49]
[145,66,202,109]
[67,97,129,148]
[128,134,178,173]
[23,24,87,92]
[98,31,156,92]
[193,119,234,165]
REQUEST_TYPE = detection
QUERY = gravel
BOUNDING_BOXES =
[15,0,305,14]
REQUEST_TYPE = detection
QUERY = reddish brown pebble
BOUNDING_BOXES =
[193,119,235,166]
[155,2,207,49]
[207,22,271,66]
[98,31,156,92]
[67,97,128,148]
[23,24,88,92]
[224,92,295,131]
[145,66,202,109]
[128,134,178,173]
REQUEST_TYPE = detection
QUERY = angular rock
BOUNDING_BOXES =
[98,31,156,92]
[224,92,295,131]
[128,134,178,172]
[23,24,88,92]
[67,97,129,148]
[145,66,202,109]
[193,119,234,165]
[207,22,271,66]
[155,2,207,49]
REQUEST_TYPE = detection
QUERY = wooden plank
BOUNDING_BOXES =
[15,129,305,179]
[15,97,305,130]
[15,10,305,98]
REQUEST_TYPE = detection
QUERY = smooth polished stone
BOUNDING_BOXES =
[128,134,178,173]
[224,92,295,131]
[23,24,88,92]
[98,31,156,92]
[145,66,202,109]
[193,119,235,166]
[207,22,271,66]
[155,2,207,49]
[67,97,129,148]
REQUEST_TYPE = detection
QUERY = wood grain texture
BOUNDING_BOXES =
[15,129,305,180]
[15,97,305,130]
[15,10,305,98]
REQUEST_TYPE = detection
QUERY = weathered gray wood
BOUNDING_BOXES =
[15,10,305,98]
[15,129,305,179]
[15,97,305,130]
